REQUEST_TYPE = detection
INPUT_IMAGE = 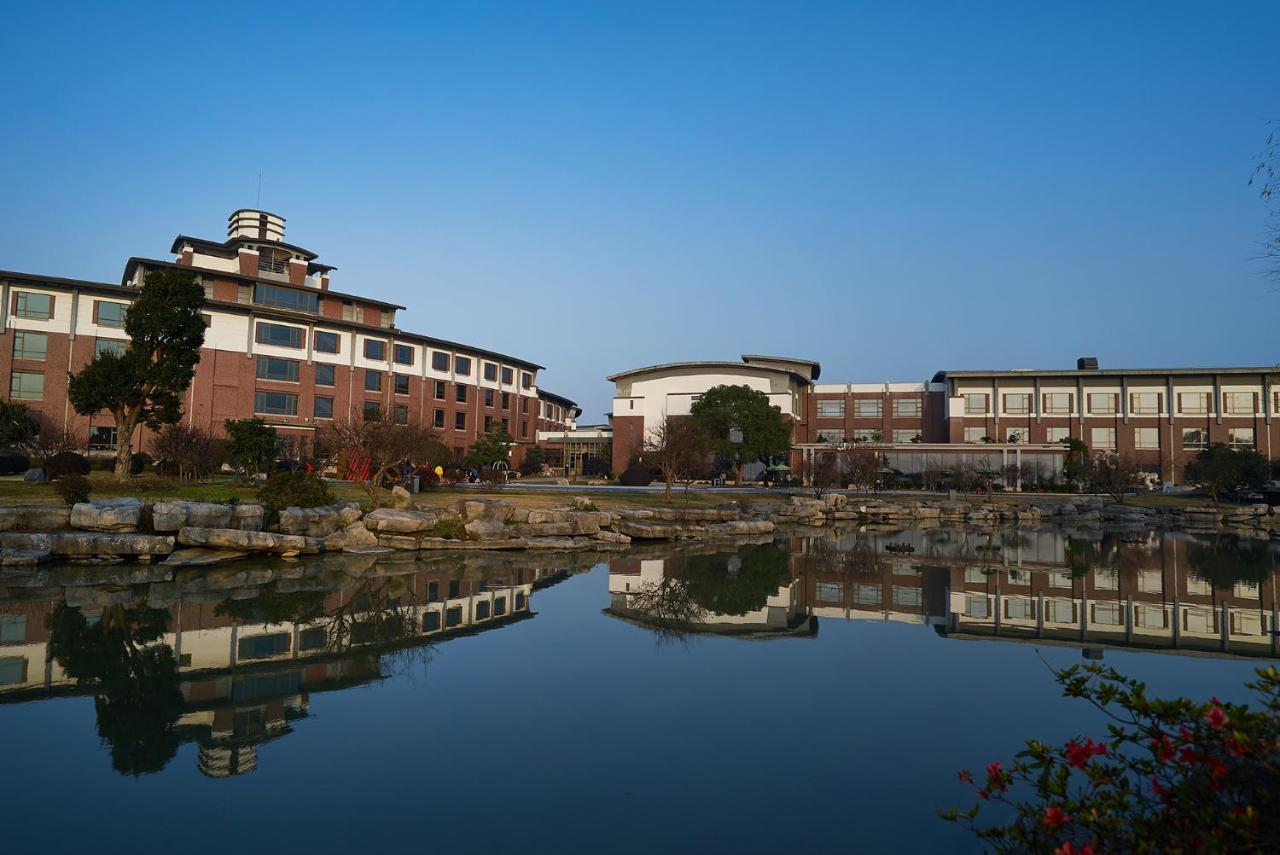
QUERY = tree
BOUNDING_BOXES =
[1250,122,1280,280]
[224,418,278,480]
[518,446,546,477]
[644,417,711,503]
[796,450,840,497]
[465,428,515,471]
[0,399,37,450]
[67,269,205,480]
[324,413,447,507]
[152,423,219,480]
[1185,443,1269,504]
[1060,437,1090,487]
[689,384,792,483]
[842,447,882,492]
[1087,451,1141,503]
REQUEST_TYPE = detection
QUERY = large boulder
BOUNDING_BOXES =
[458,498,514,523]
[390,485,413,509]
[69,498,142,532]
[464,518,511,540]
[152,501,266,532]
[277,502,362,537]
[162,548,249,566]
[1,531,174,558]
[177,526,320,555]
[363,507,442,534]
[323,522,380,551]
[0,505,71,531]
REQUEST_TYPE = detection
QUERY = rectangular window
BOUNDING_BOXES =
[14,291,53,320]
[238,632,291,660]
[454,355,471,376]
[964,596,989,619]
[315,363,335,386]
[1005,427,1028,443]
[1044,599,1076,624]
[1088,393,1116,415]
[482,362,497,382]
[1134,427,1159,450]
[1179,392,1209,415]
[484,389,495,408]
[88,425,117,451]
[393,344,414,365]
[256,356,299,383]
[314,396,334,419]
[94,301,127,328]
[1094,569,1119,591]
[394,374,410,396]
[456,385,467,404]
[1223,392,1253,415]
[1138,570,1163,593]
[363,339,387,360]
[1046,426,1070,443]
[314,331,340,353]
[521,398,529,414]
[253,391,298,415]
[12,331,47,361]
[365,370,382,393]
[500,418,509,433]
[0,615,27,644]
[1004,597,1034,620]
[814,581,844,603]
[1043,392,1071,415]
[963,393,988,415]
[1135,605,1167,629]
[816,399,845,418]
[963,426,987,443]
[852,428,880,442]
[454,412,466,430]
[892,398,922,418]
[255,322,303,348]
[394,404,409,424]
[816,429,844,443]
[0,657,27,685]
[484,416,493,432]
[892,586,923,607]
[1091,427,1116,450]
[892,429,920,443]
[501,367,514,385]
[433,409,445,429]
[521,372,532,389]
[95,339,126,357]
[9,371,43,400]
[1229,427,1255,449]
[854,584,880,605]
[1130,392,1159,415]
[253,283,318,313]
[1002,393,1030,415]
[431,351,450,371]
[520,421,528,438]
[854,399,883,418]
[1092,603,1122,626]
[501,392,510,410]
[433,380,446,400]
[363,401,381,420]
[1182,428,1208,450]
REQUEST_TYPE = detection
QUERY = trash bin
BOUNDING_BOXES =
[410,475,421,493]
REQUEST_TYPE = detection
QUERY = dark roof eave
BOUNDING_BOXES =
[607,360,813,385]
[935,366,1280,380]
[125,257,405,310]
[537,389,579,408]
[169,233,320,261]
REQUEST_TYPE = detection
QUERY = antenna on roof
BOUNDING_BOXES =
[256,173,262,208]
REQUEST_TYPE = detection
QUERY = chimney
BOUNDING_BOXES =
[1076,357,1099,370]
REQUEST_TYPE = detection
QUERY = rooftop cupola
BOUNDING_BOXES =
[228,209,286,242]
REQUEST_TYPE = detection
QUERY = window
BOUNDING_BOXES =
[445,606,463,627]
[256,357,299,383]
[433,380,446,400]
[1179,392,1209,415]
[478,362,495,381]
[431,351,450,371]
[12,331,47,360]
[299,626,327,651]
[501,392,510,409]
[1130,392,1159,415]
[1043,392,1071,415]
[252,283,318,313]
[893,398,922,418]
[1134,427,1159,450]
[965,568,988,584]
[500,418,510,434]
[254,391,298,415]
[1044,600,1076,624]
[238,632,291,660]
[9,371,43,400]
[1092,603,1122,626]
[484,389,495,408]
[501,367,514,385]
[852,428,880,442]
[521,372,532,389]
[422,611,441,632]
[314,396,334,419]
[964,596,989,619]
[1182,428,1208,450]
[454,355,471,376]
[816,429,844,443]
[964,427,987,443]
[88,426,117,451]
[1229,427,1255,449]
[520,421,528,438]
[363,401,381,420]
[892,429,920,443]
[854,399,883,418]
[892,586,923,607]
[1223,392,1253,415]
[1134,605,1167,629]
[95,339,125,357]
[255,322,303,348]
[1091,427,1116,450]
[0,615,27,644]
[815,581,844,603]
[433,409,445,428]
[521,398,529,414]
[314,331,340,353]
[1002,393,1030,415]
[1005,427,1028,443]
[365,370,382,393]
[1138,570,1163,594]
[0,657,27,685]
[1094,569,1119,590]
[14,291,53,320]
[1046,426,1070,443]
[315,363,335,386]
[394,374,410,396]
[494,596,507,616]
[1050,571,1073,589]
[454,412,466,430]
[364,339,387,360]
[816,399,845,418]
[394,404,409,424]
[1005,597,1034,620]
[394,344,414,365]
[484,416,493,432]
[1088,393,1116,415]
[854,584,880,605]
[456,385,467,404]
[963,393,988,415]
[94,301,127,328]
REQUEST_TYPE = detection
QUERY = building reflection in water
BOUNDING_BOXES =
[0,550,597,776]
[607,529,1280,660]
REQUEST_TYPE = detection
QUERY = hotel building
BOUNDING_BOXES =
[0,209,578,464]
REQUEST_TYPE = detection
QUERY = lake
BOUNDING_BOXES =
[0,526,1275,852]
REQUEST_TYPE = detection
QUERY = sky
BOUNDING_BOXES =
[1,2,1277,421]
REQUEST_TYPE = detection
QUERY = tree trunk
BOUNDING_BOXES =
[113,409,140,482]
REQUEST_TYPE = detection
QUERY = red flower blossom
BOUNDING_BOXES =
[1178,746,1199,765]
[1205,705,1228,730]
[1150,776,1169,801]
[1224,738,1246,759]
[1151,735,1175,763]
[957,769,973,783]
[1064,738,1108,769]
[1208,758,1229,779]
[1053,843,1095,855]
[1043,805,1069,829]
[977,789,990,800]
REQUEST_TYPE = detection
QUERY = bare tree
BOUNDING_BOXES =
[796,451,841,498]
[644,417,711,503]
[28,423,83,461]
[321,413,448,507]
[841,447,881,493]
[1250,123,1280,282]
[152,423,219,480]
[1088,451,1141,503]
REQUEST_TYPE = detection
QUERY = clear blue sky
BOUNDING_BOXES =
[1,2,1276,421]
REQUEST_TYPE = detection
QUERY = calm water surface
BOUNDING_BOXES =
[0,527,1275,853]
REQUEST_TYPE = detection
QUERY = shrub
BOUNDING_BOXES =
[153,423,220,480]
[618,464,653,487]
[46,451,91,481]
[519,447,545,477]
[129,452,153,476]
[418,468,441,489]
[224,418,278,479]
[257,470,334,521]
[0,449,30,476]
[53,473,92,506]
[423,518,470,540]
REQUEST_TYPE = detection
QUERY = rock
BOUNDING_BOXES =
[706,519,775,536]
[526,509,569,524]
[363,507,441,533]
[22,468,45,482]
[70,498,142,532]
[525,536,581,550]
[613,519,703,540]
[162,548,249,566]
[0,531,174,558]
[418,537,529,550]
[593,530,631,545]
[1057,503,1078,516]
[152,501,267,532]
[0,547,51,566]
[464,519,511,540]
[323,522,380,551]
[822,493,847,509]
[510,522,575,537]
[277,502,362,537]
[177,527,319,554]
[390,485,413,509]
[571,496,596,511]
[0,505,70,531]
[615,509,655,520]
[459,498,515,522]
[376,534,422,550]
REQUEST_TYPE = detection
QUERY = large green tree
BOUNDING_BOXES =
[1184,443,1269,504]
[689,384,791,483]
[67,269,206,480]
[465,428,515,470]
[0,398,37,450]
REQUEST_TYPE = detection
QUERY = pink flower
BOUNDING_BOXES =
[1054,843,1096,855]
[1043,805,1069,829]
[1064,738,1107,769]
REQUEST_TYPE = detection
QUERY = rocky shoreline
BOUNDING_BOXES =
[0,491,1273,568]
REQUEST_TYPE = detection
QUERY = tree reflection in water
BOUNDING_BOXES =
[1186,535,1277,589]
